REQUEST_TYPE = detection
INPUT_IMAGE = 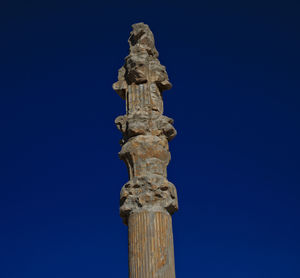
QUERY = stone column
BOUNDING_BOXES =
[113,22,178,278]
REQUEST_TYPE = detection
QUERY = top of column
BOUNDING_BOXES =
[113,23,178,222]
[113,22,172,101]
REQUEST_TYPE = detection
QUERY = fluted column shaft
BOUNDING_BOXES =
[128,211,175,278]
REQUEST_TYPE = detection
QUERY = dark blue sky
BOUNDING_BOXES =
[1,1,300,277]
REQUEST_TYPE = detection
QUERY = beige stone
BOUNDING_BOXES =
[113,22,178,278]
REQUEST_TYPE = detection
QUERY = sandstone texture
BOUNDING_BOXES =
[113,22,178,224]
[128,211,176,277]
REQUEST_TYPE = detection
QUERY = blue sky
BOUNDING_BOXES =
[1,1,300,277]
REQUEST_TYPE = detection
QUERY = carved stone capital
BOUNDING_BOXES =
[113,23,178,224]
[120,175,178,224]
[115,113,176,142]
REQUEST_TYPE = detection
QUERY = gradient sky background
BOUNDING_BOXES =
[1,1,300,277]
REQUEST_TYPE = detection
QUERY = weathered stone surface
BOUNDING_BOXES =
[128,211,176,278]
[120,176,178,220]
[113,22,178,224]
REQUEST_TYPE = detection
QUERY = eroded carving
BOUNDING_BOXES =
[113,22,178,224]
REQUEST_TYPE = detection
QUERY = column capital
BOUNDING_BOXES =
[113,22,178,225]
